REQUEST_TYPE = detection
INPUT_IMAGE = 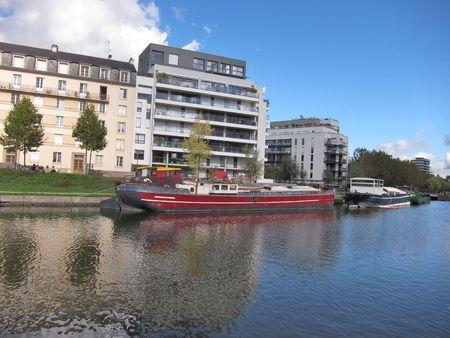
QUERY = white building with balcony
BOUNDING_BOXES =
[134,44,268,178]
[266,118,348,185]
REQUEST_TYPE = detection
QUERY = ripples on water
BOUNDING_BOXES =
[0,204,449,336]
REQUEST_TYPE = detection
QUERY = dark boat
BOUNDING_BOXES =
[410,193,431,206]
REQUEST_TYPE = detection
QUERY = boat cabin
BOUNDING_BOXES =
[176,183,239,195]
[350,177,384,196]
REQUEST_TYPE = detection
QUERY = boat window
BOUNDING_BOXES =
[230,185,237,190]
[212,185,220,190]
[221,185,229,191]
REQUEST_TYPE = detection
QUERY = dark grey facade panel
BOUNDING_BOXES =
[25,56,35,69]
[91,66,100,78]
[69,63,79,76]
[111,69,119,82]
[1,52,12,66]
[138,43,246,78]
[48,59,57,73]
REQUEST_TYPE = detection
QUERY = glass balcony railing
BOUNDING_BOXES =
[157,76,258,98]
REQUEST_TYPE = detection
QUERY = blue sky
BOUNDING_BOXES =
[1,0,449,175]
[155,0,450,175]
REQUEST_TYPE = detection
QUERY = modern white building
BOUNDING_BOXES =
[266,118,348,185]
[411,157,430,174]
[132,43,268,178]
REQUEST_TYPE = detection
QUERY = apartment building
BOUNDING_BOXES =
[411,157,430,174]
[267,118,348,185]
[0,42,136,174]
[133,43,267,178]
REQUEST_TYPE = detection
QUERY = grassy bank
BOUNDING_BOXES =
[0,169,118,196]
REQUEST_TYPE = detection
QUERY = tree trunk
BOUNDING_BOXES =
[195,158,200,194]
[84,149,88,174]
[23,150,27,167]
[89,150,93,175]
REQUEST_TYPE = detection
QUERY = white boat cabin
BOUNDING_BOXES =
[176,183,239,195]
[350,178,407,196]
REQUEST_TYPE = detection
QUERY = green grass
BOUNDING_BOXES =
[0,169,119,196]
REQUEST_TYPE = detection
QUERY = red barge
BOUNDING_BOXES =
[114,181,334,213]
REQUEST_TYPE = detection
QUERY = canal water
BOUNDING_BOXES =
[0,203,449,336]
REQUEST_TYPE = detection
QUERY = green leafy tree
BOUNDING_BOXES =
[72,104,107,174]
[181,121,212,193]
[323,168,335,185]
[279,156,300,182]
[0,97,44,166]
[244,146,264,182]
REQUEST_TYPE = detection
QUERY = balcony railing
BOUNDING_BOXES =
[225,131,255,140]
[266,148,292,154]
[325,139,347,147]
[157,76,258,98]
[0,81,109,102]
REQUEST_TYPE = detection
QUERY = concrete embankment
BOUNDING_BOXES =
[0,195,106,207]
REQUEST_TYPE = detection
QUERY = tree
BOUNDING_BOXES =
[72,104,107,174]
[323,168,335,185]
[181,121,212,193]
[244,146,263,182]
[279,156,299,182]
[0,97,44,166]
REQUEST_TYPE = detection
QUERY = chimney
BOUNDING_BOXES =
[108,54,112,60]
[129,57,134,65]
[51,44,58,53]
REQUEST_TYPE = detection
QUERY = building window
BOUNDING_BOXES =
[100,120,105,128]
[12,74,21,88]
[13,55,24,68]
[80,65,90,77]
[118,105,127,116]
[134,150,144,160]
[58,80,66,92]
[146,119,150,128]
[116,139,125,150]
[137,102,142,112]
[310,163,313,170]
[120,71,129,83]
[54,134,63,145]
[311,147,314,153]
[193,58,204,70]
[79,100,87,111]
[301,154,304,162]
[35,77,44,91]
[53,152,62,163]
[119,88,127,99]
[301,138,305,145]
[100,68,109,80]
[11,93,20,104]
[79,83,88,94]
[146,108,151,119]
[294,138,297,146]
[58,62,69,74]
[57,98,65,109]
[34,97,43,107]
[135,133,145,144]
[56,116,64,127]
[219,63,230,74]
[136,117,141,128]
[116,156,124,167]
[117,122,125,133]
[206,60,218,72]
[99,102,106,114]
[232,65,244,76]
[151,50,164,63]
[168,54,178,65]
[311,154,314,161]
[36,59,47,71]
[310,172,313,179]
[95,155,103,166]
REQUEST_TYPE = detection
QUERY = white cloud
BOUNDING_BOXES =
[203,25,212,34]
[0,0,168,62]
[413,152,434,160]
[182,39,201,51]
[378,139,428,159]
[171,6,184,21]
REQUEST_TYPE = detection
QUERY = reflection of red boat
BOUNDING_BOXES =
[116,182,334,213]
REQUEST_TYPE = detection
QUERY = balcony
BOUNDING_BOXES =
[325,139,347,147]
[267,148,292,154]
[156,76,258,99]
[0,81,109,102]
[156,92,258,113]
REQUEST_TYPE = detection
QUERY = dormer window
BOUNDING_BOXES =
[232,65,244,77]
[80,65,90,77]
[120,71,129,83]
[219,63,230,74]
[36,59,47,71]
[100,68,109,80]
[193,58,204,70]
[13,55,24,68]
[58,62,69,74]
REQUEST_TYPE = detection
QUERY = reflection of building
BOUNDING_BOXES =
[135,44,268,178]
[0,42,136,174]
[411,157,430,174]
[267,118,348,184]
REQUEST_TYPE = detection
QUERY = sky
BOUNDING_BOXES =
[0,0,449,176]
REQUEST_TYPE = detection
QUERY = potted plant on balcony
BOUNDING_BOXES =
[156,72,169,80]
[247,87,258,94]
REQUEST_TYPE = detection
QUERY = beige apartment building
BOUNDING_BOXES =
[0,42,136,175]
